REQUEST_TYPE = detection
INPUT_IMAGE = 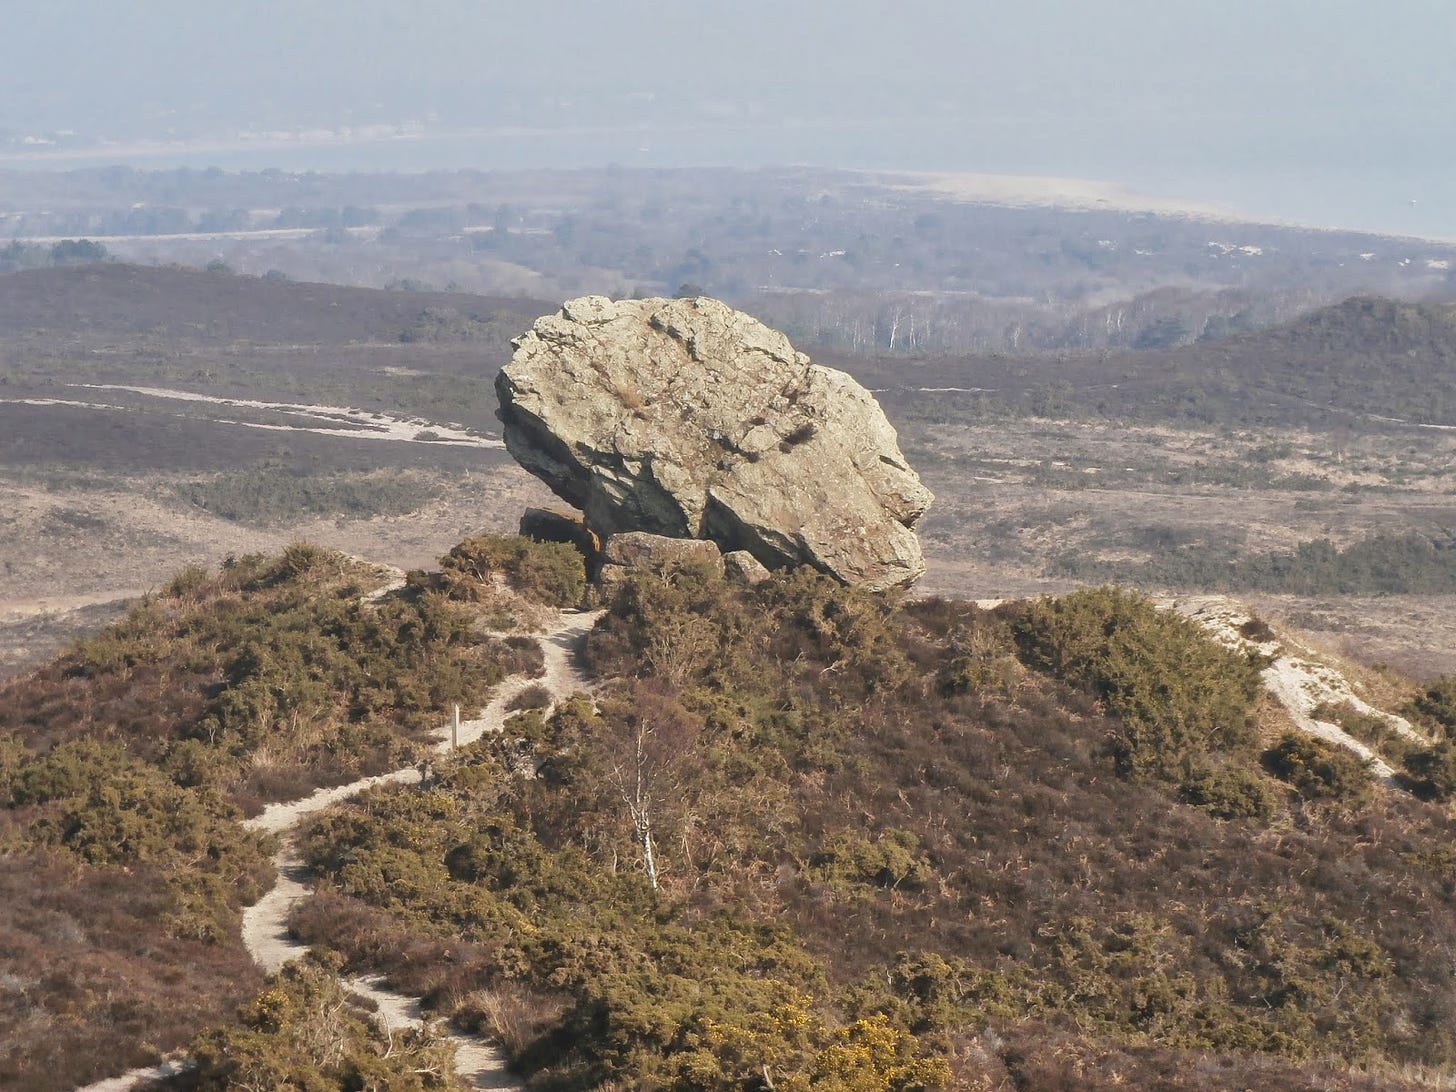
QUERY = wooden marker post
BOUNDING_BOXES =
[452,703,460,750]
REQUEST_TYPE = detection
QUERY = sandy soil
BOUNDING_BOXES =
[71,1061,193,1092]
[64,385,504,448]
[891,168,1239,219]
[1176,595,1430,784]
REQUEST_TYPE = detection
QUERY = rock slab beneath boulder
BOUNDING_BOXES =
[496,296,932,590]
[596,531,724,588]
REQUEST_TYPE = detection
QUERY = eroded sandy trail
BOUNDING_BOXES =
[237,608,601,1090]
[1176,596,1426,784]
[340,975,521,1091]
[454,609,601,744]
[72,1061,192,1092]
[244,609,600,841]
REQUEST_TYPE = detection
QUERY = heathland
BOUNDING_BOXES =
[0,198,1454,1087]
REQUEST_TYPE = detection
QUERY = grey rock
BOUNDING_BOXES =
[497,295,932,590]
[594,564,633,590]
[600,530,723,572]
[596,532,724,590]
[722,550,772,585]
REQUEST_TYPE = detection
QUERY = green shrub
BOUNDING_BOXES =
[8,738,133,806]
[1402,741,1456,801]
[186,953,456,1091]
[506,683,553,711]
[165,564,212,599]
[1009,587,1262,777]
[1263,732,1374,807]
[809,828,933,893]
[1179,763,1280,822]
[1313,701,1416,763]
[1407,676,1456,736]
[296,778,950,1089]
[939,613,1019,696]
[440,534,586,607]
[1313,701,1389,744]
[1,543,509,809]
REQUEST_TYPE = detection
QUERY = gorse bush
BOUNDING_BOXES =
[1313,700,1417,764]
[4,735,275,940]
[1007,587,1262,777]
[1,545,512,810]
[1178,763,1281,822]
[438,533,587,608]
[1263,732,1374,808]
[0,721,276,1086]
[7,543,1455,1090]
[808,828,934,893]
[293,741,950,1089]
[186,952,458,1091]
[1407,675,1456,737]
[1401,740,1456,801]
[284,564,1456,1090]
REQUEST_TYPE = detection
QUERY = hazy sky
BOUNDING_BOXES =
[4,1,1454,235]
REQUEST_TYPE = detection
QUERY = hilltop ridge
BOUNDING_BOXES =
[864,293,1456,429]
[4,535,1456,1090]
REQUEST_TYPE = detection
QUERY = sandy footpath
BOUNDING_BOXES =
[76,608,601,1092]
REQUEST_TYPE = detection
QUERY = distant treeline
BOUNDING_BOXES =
[6,165,1453,355]
[1054,531,1456,595]
[0,238,110,271]
[878,297,1456,430]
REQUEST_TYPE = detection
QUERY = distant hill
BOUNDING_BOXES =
[862,295,1456,429]
[1172,295,1456,427]
[0,262,547,347]
[9,268,1451,433]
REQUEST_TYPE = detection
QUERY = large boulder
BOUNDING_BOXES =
[496,296,932,590]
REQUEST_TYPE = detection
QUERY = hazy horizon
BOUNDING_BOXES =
[4,1,1454,237]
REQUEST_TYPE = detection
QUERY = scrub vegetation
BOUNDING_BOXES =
[254,562,1456,1091]
[0,536,574,1089]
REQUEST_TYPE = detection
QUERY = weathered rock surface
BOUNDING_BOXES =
[723,550,772,586]
[496,296,932,590]
[596,531,724,588]
[519,507,601,558]
[601,530,723,571]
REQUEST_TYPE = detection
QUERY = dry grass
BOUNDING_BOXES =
[453,983,567,1061]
